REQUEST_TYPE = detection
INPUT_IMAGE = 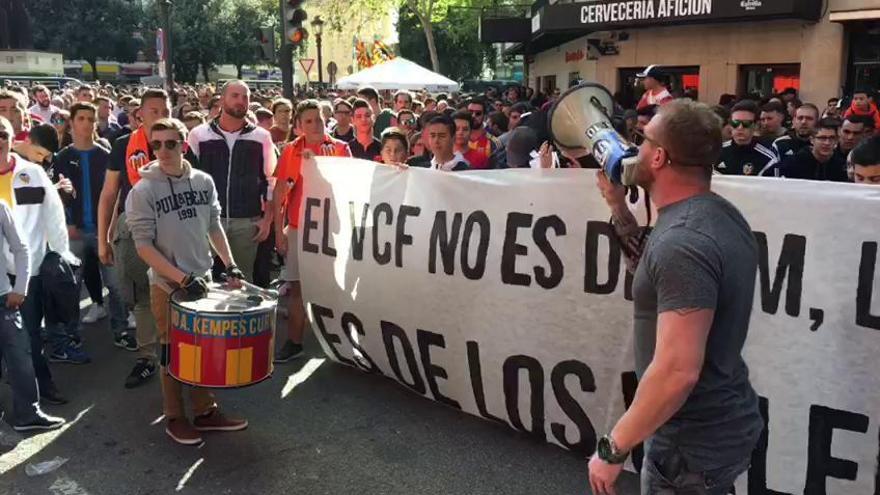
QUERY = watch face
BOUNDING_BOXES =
[597,436,611,459]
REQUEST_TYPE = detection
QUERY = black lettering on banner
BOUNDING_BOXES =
[754,232,805,317]
[549,360,597,455]
[501,212,533,287]
[584,221,621,295]
[302,197,321,254]
[307,303,355,367]
[321,197,337,257]
[340,312,381,374]
[503,355,546,442]
[466,341,506,424]
[461,211,490,280]
[416,330,461,409]
[533,215,566,289]
[395,205,421,268]
[349,202,370,260]
[429,212,462,275]
[380,321,426,394]
[620,372,644,472]
[805,405,870,495]
[748,397,792,495]
[856,242,880,330]
[372,203,393,265]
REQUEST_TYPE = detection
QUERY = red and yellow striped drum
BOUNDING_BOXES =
[169,283,276,388]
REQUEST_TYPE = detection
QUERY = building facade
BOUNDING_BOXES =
[483,0,880,107]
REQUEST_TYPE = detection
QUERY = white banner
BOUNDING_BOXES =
[299,158,880,493]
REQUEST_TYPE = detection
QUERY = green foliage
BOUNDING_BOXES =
[397,4,494,80]
[27,0,144,77]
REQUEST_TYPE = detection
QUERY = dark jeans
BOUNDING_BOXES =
[20,275,57,389]
[641,436,748,495]
[0,296,42,425]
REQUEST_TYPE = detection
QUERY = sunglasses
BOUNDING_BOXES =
[51,118,67,125]
[149,139,181,151]
[730,119,755,129]
[0,130,9,141]
[399,118,415,126]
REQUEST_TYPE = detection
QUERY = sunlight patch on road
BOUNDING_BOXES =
[281,358,325,398]
[0,405,93,475]
[176,457,204,491]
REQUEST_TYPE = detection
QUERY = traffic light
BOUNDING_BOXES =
[283,0,308,48]
[255,26,275,61]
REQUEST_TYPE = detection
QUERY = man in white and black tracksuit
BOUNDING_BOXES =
[715,100,775,176]
[186,81,276,284]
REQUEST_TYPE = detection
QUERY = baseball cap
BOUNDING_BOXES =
[636,65,667,80]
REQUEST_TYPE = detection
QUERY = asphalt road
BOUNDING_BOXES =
[0,315,640,495]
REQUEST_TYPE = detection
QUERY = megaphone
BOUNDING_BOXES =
[548,82,640,185]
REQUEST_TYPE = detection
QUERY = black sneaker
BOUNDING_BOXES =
[114,333,138,352]
[40,386,68,405]
[13,413,66,432]
[273,340,303,363]
[125,358,157,389]
[68,335,83,349]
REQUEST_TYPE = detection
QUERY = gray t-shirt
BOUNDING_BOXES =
[632,192,762,471]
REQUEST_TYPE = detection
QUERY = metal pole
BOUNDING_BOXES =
[316,34,323,85]
[279,0,294,99]
[160,0,174,92]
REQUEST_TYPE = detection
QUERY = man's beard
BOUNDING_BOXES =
[39,101,50,109]
[224,106,247,119]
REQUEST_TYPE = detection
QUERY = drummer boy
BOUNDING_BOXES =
[126,118,248,445]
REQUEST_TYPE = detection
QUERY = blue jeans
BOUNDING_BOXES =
[70,232,127,337]
[0,296,42,425]
[640,436,749,495]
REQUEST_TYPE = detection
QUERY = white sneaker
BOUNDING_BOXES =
[82,304,108,324]
[127,312,137,329]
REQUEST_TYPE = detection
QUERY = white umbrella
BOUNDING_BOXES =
[335,57,459,92]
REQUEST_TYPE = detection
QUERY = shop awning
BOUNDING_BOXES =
[830,9,880,22]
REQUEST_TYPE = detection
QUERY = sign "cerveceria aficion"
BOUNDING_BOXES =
[534,0,821,34]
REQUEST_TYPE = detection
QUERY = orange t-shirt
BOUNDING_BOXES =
[276,135,351,228]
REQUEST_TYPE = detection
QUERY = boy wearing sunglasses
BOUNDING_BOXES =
[715,100,775,176]
[125,118,247,445]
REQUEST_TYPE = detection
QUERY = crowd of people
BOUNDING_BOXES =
[0,64,879,441]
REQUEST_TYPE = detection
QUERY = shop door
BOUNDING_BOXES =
[618,66,700,109]
[847,27,880,94]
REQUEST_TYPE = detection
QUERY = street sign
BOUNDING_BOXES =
[299,58,315,74]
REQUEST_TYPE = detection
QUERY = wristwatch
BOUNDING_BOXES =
[597,435,629,464]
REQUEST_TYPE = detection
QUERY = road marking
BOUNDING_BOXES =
[176,457,204,491]
[0,406,93,475]
[281,358,325,398]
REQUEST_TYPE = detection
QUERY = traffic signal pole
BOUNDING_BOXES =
[279,0,295,99]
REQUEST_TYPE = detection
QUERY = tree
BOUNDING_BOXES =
[27,0,143,78]
[398,4,494,80]
[219,0,274,79]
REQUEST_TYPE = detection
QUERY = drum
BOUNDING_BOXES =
[169,283,276,388]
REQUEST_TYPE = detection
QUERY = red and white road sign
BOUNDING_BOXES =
[299,58,315,74]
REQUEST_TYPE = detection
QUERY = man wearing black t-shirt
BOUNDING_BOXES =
[330,98,354,143]
[99,88,171,388]
[349,98,381,162]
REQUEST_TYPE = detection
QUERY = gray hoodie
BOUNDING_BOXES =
[125,159,222,291]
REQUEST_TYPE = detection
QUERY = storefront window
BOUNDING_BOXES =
[848,29,880,93]
[739,64,800,99]
[568,71,580,86]
[618,66,700,109]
